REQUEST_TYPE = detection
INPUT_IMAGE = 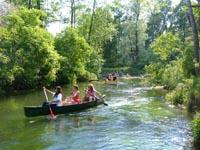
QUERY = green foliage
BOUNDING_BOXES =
[55,28,102,83]
[103,0,150,70]
[151,32,182,61]
[86,50,104,78]
[169,0,190,40]
[5,7,46,27]
[182,43,195,77]
[145,63,164,84]
[192,118,200,141]
[146,0,172,46]
[165,77,200,108]
[165,82,191,105]
[188,77,200,108]
[9,0,40,8]
[0,7,60,92]
[162,59,185,89]
[130,48,157,75]
[103,2,124,67]
[147,31,200,107]
[146,32,187,87]
[193,1,200,32]
[78,7,116,50]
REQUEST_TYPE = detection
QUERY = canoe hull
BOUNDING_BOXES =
[24,99,104,117]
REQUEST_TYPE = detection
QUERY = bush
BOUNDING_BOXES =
[55,28,102,83]
[162,59,184,89]
[182,45,195,77]
[145,63,164,84]
[165,77,200,109]
[192,118,200,142]
[165,79,193,105]
[187,77,200,111]
[165,82,190,105]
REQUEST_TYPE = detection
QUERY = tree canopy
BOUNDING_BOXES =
[0,7,60,93]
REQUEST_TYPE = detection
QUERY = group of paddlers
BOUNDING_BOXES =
[105,72,118,82]
[43,84,101,106]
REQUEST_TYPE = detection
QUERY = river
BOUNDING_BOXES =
[0,78,193,150]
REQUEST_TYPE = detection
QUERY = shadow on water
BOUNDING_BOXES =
[0,78,194,150]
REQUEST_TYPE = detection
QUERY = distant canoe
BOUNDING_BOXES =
[24,98,105,117]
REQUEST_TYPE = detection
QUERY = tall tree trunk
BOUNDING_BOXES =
[36,0,40,9]
[135,13,139,62]
[70,0,75,28]
[28,0,32,9]
[88,0,96,42]
[73,0,76,26]
[134,0,140,62]
[197,1,200,32]
[128,34,135,61]
[187,0,200,74]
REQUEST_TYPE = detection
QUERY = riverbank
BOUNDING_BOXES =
[144,82,200,150]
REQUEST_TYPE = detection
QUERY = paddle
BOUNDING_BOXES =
[43,87,55,119]
[83,89,108,106]
[103,102,108,106]
[94,94,108,106]
[100,95,108,106]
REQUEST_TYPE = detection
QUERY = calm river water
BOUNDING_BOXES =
[0,78,193,150]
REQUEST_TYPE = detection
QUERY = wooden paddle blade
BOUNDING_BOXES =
[101,95,106,98]
[49,106,55,119]
[103,102,108,106]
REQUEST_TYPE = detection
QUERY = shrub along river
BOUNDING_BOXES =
[0,78,193,150]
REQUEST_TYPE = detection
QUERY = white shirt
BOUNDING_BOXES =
[52,93,62,106]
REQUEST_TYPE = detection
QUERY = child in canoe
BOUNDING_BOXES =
[84,84,101,101]
[64,85,81,105]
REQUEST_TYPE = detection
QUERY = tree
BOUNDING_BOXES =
[187,0,200,74]
[110,0,147,69]
[151,32,183,62]
[145,32,185,86]
[168,0,190,41]
[0,7,61,92]
[88,0,96,42]
[55,28,99,83]
[129,0,141,62]
[78,7,116,51]
[9,0,40,9]
[102,0,124,67]
[146,0,172,47]
[70,0,75,27]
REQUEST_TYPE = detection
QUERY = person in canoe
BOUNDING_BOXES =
[104,74,111,83]
[112,72,117,81]
[64,85,81,105]
[43,86,63,106]
[105,73,117,83]
[84,84,101,101]
[107,74,112,81]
